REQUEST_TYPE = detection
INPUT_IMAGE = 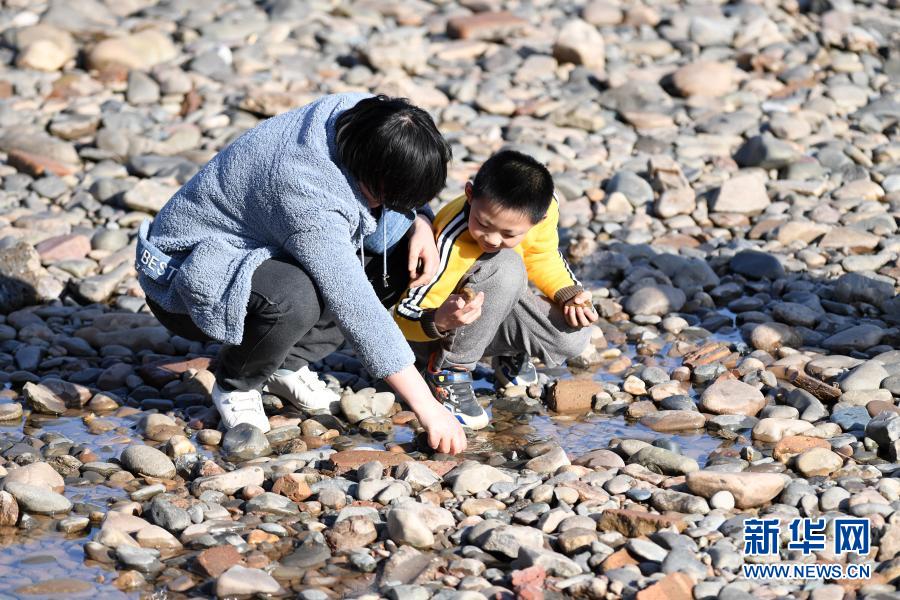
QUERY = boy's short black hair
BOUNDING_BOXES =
[335,95,452,212]
[471,150,554,223]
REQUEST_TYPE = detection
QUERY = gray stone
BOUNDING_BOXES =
[126,70,161,104]
[216,565,281,597]
[120,444,176,479]
[222,423,272,462]
[823,325,884,352]
[606,171,653,206]
[624,284,686,316]
[730,251,785,280]
[245,492,300,516]
[4,482,71,515]
[150,496,191,532]
[735,135,800,169]
[630,446,698,475]
[865,412,900,446]
[840,361,889,392]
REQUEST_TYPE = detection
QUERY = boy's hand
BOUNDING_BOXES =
[563,291,598,328]
[434,289,484,333]
[408,214,439,287]
[417,401,468,454]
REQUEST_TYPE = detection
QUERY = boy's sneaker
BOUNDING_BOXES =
[492,354,540,388]
[212,383,271,433]
[263,365,340,413]
[426,355,489,430]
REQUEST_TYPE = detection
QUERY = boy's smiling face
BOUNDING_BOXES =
[465,181,537,254]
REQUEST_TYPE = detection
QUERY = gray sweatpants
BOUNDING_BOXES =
[413,249,592,371]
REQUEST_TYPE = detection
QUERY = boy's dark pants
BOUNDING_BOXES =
[412,249,591,372]
[147,238,411,391]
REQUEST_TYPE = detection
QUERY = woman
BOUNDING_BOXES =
[136,93,467,455]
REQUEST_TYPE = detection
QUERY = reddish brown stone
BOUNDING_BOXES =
[196,545,244,578]
[602,548,639,571]
[0,81,12,98]
[246,530,273,545]
[511,565,545,600]
[597,509,686,537]
[867,400,900,418]
[446,11,528,40]
[95,64,129,85]
[7,149,76,177]
[641,410,706,433]
[652,233,700,249]
[181,89,202,117]
[548,379,602,413]
[392,411,418,425]
[419,460,459,477]
[197,460,225,477]
[328,450,412,474]
[302,436,327,449]
[36,234,91,263]
[137,357,213,388]
[272,474,312,502]
[636,572,694,600]
[78,449,99,463]
[772,435,830,463]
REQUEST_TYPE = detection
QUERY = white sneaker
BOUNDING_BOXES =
[212,383,271,433]
[263,365,340,413]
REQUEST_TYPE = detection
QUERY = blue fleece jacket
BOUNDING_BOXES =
[139,92,415,379]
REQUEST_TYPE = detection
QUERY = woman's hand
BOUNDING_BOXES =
[434,290,484,333]
[563,290,598,328]
[416,400,468,454]
[407,214,439,287]
[385,365,467,455]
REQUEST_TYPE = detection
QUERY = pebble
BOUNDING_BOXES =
[2,462,65,493]
[699,379,766,417]
[215,565,281,596]
[4,482,72,515]
[686,471,786,509]
[795,448,844,477]
[119,445,177,479]
[221,423,272,462]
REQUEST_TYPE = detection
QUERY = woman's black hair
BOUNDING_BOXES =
[471,150,554,223]
[335,95,452,212]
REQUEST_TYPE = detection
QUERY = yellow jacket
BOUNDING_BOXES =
[393,194,582,342]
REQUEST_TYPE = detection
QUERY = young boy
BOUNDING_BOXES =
[393,150,598,429]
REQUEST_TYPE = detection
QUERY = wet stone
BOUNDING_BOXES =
[5,482,71,515]
[221,423,272,462]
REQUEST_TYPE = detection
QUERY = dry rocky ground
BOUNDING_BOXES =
[0,0,899,599]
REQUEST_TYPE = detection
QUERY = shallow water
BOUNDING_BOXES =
[0,309,745,595]
[0,525,128,599]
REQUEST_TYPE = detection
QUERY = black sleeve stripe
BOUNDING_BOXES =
[551,191,580,287]
[558,250,581,286]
